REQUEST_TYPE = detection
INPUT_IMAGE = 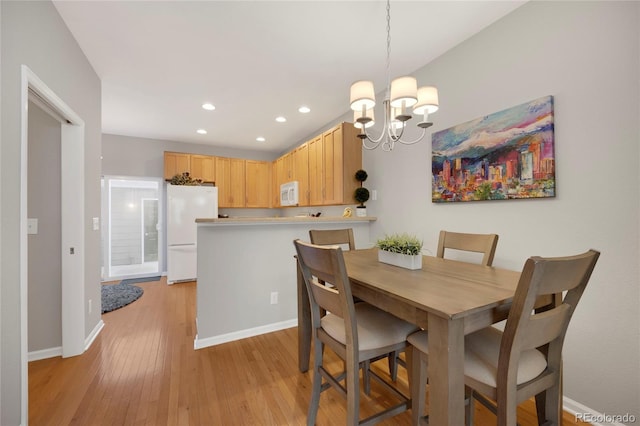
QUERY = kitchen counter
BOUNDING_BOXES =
[196,216,376,225]
[193,216,374,349]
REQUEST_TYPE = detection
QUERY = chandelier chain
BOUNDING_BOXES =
[352,0,438,151]
[385,0,392,98]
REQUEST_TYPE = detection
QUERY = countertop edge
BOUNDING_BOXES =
[196,216,377,225]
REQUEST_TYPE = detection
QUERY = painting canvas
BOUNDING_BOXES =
[432,96,555,202]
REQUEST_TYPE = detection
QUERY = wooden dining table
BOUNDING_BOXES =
[297,248,521,426]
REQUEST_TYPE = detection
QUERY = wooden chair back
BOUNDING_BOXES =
[498,249,600,392]
[293,239,357,346]
[437,230,499,266]
[309,228,356,250]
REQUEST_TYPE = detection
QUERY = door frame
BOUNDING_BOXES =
[101,176,163,281]
[20,65,86,421]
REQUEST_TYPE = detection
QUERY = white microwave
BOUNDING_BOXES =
[280,181,299,206]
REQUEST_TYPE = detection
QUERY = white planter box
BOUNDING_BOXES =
[377,249,423,270]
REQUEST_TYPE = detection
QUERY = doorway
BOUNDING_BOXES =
[20,65,87,422]
[101,177,163,281]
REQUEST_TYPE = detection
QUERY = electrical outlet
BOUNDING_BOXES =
[89,299,92,314]
[270,292,278,305]
[372,189,378,201]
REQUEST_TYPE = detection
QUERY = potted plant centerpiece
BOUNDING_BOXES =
[376,233,423,270]
[354,169,370,217]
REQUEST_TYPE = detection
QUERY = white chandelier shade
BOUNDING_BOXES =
[349,0,440,151]
[413,86,439,115]
[349,80,376,111]
[390,76,418,108]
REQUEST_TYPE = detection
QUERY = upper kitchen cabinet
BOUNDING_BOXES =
[309,123,362,206]
[273,152,293,207]
[246,160,271,208]
[308,135,323,206]
[190,155,215,183]
[216,157,246,208]
[292,143,310,206]
[164,152,191,180]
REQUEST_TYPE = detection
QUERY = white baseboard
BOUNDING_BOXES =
[28,320,105,362]
[85,320,104,351]
[28,346,62,362]
[194,319,298,350]
[563,396,632,426]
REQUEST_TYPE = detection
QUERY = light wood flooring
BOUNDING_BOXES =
[29,277,587,425]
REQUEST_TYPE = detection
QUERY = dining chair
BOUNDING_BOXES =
[385,230,500,384]
[309,228,356,250]
[407,249,600,426]
[293,239,417,426]
[437,230,499,266]
[310,228,403,388]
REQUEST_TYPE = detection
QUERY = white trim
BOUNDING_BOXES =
[61,123,85,358]
[28,347,63,362]
[193,319,298,350]
[20,65,86,424]
[563,396,629,426]
[84,320,105,351]
[26,320,103,364]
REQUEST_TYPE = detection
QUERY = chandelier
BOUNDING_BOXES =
[349,0,439,151]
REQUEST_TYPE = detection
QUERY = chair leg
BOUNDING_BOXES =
[308,342,324,426]
[496,389,518,426]
[535,391,546,425]
[544,384,562,426]
[363,360,371,395]
[465,388,475,426]
[347,354,361,426]
[388,351,399,381]
[410,346,427,426]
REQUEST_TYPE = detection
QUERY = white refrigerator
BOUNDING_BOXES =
[167,184,218,284]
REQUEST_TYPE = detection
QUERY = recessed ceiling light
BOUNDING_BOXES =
[202,103,215,111]
[256,137,266,142]
[298,106,311,114]
[275,116,287,123]
[196,129,207,135]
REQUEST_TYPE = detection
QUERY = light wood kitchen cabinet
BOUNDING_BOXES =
[246,160,271,208]
[216,157,246,208]
[273,152,293,207]
[190,155,215,183]
[292,143,309,206]
[164,121,361,208]
[309,123,362,206]
[164,152,191,180]
[308,135,323,205]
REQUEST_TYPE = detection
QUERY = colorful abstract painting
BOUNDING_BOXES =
[432,96,555,203]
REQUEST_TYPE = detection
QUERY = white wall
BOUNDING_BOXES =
[1,2,102,424]
[102,133,276,178]
[360,1,639,420]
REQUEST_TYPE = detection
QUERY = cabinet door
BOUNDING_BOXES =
[164,152,191,180]
[229,158,246,207]
[215,157,231,208]
[308,136,324,206]
[246,160,271,208]
[322,125,344,205]
[293,143,309,206]
[190,155,215,183]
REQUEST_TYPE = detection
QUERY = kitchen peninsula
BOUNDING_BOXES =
[193,216,375,349]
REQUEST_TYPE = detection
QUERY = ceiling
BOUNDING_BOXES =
[52,1,525,154]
